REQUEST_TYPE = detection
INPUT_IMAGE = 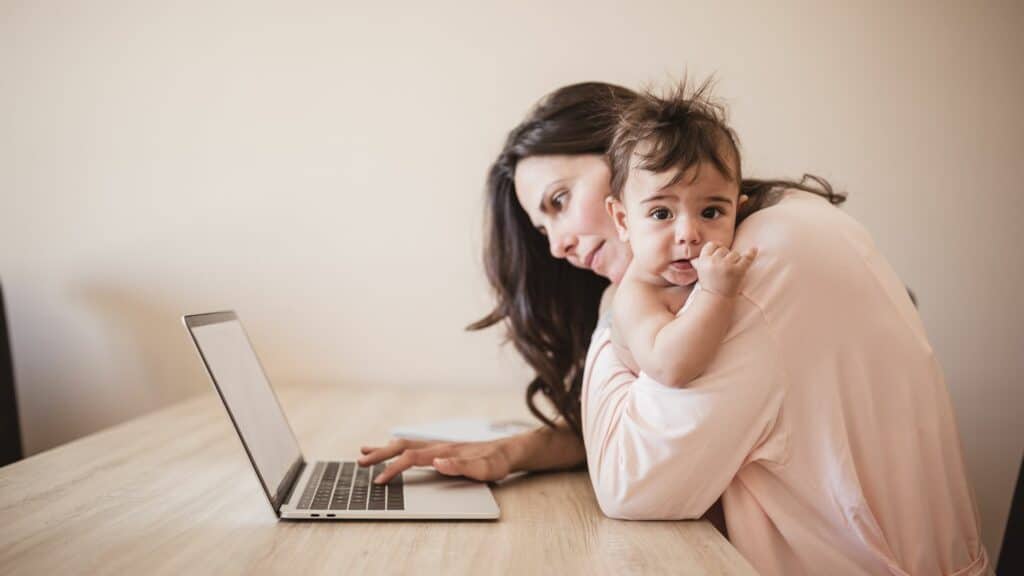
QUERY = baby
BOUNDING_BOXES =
[605,84,757,387]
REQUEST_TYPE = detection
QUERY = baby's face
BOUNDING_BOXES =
[610,159,742,287]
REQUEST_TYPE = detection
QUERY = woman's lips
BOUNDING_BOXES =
[585,242,605,270]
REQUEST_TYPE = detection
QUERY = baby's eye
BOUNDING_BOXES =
[701,207,723,219]
[649,207,673,221]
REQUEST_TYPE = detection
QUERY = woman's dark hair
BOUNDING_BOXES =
[468,82,636,435]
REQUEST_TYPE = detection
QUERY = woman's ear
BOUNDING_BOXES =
[606,196,629,242]
[739,194,749,206]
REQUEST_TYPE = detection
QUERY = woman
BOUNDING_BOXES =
[360,82,989,575]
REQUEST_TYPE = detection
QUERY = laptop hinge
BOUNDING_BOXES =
[276,458,306,514]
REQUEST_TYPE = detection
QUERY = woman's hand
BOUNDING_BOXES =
[358,438,514,485]
[359,423,587,485]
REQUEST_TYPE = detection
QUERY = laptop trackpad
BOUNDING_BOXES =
[402,468,499,519]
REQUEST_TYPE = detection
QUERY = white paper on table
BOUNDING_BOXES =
[390,418,534,443]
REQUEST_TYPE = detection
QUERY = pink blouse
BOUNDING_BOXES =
[582,191,990,575]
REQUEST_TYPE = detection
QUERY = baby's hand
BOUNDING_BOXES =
[693,242,758,297]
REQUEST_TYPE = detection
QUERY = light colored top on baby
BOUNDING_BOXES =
[582,191,990,575]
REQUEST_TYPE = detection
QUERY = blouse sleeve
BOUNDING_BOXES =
[581,291,787,520]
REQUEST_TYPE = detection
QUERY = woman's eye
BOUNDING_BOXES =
[650,208,672,221]
[552,188,569,208]
[701,207,722,219]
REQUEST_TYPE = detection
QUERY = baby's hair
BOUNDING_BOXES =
[607,76,846,218]
[608,77,741,201]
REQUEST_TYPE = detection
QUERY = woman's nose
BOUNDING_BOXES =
[548,227,577,260]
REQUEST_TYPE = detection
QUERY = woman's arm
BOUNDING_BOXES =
[504,422,587,472]
[360,285,620,485]
[359,421,585,485]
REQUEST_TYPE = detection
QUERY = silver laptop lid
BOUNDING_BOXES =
[183,311,304,514]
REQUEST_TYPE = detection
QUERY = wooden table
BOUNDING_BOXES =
[0,383,757,575]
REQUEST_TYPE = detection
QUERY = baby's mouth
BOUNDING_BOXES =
[669,259,693,272]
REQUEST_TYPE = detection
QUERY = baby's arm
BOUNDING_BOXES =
[603,284,641,374]
[619,242,757,388]
[609,316,641,374]
[611,278,672,376]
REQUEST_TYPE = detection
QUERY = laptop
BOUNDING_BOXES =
[182,311,500,520]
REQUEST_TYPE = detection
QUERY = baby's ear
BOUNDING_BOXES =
[605,196,629,242]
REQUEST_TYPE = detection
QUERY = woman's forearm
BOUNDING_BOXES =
[502,423,586,473]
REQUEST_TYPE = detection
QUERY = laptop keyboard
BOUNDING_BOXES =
[296,461,404,511]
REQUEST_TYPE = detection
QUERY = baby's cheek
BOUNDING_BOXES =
[635,246,665,273]
[631,236,650,254]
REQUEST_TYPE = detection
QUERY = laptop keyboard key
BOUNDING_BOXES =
[311,462,339,509]
[297,462,325,510]
[348,465,370,510]
[368,464,387,510]
[300,461,404,513]
[330,462,355,510]
[386,471,404,511]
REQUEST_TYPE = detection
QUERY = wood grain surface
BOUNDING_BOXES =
[0,383,757,575]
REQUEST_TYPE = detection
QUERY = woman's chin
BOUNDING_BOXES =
[605,268,624,284]
[604,261,629,284]
[600,246,631,284]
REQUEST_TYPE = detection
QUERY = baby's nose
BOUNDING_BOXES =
[675,220,702,245]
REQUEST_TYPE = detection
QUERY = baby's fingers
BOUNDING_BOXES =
[730,247,758,272]
[699,241,718,259]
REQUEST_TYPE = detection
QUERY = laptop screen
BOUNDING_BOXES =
[185,312,302,510]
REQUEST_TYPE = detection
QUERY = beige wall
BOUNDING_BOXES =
[2,0,1021,560]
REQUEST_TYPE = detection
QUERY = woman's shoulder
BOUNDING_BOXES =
[733,188,920,337]
[734,189,865,257]
[731,190,862,305]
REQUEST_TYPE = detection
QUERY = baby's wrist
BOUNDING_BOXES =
[700,284,740,299]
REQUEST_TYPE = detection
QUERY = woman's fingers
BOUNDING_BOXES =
[371,459,411,485]
[358,438,430,466]
[433,457,488,481]
[358,437,514,485]
[433,452,510,482]
[371,444,458,485]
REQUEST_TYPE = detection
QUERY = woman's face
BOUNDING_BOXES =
[514,154,632,283]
